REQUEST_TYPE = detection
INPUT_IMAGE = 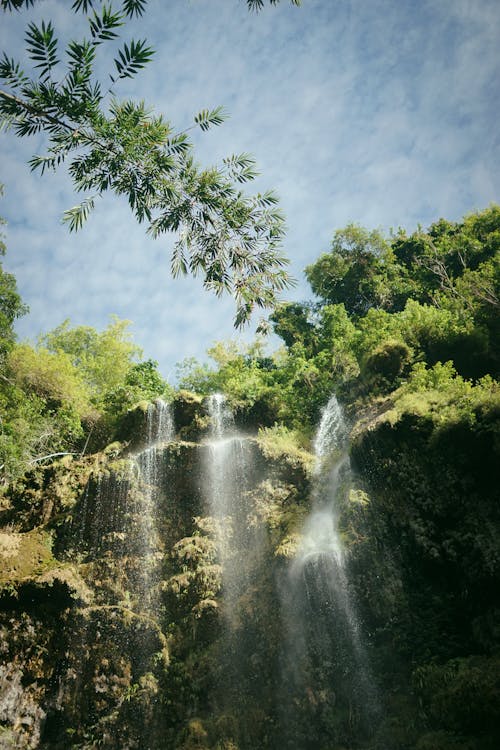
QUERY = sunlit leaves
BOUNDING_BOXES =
[223,153,258,183]
[29,152,63,175]
[63,196,97,231]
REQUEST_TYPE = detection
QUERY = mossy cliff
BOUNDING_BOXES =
[0,397,312,749]
[0,391,499,750]
[342,390,500,750]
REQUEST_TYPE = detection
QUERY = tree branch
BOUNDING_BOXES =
[0,87,76,132]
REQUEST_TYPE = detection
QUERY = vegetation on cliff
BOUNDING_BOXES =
[0,203,499,749]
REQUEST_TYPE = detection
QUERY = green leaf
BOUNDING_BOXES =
[0,54,28,89]
[121,0,147,17]
[166,134,190,155]
[256,190,279,207]
[29,153,58,174]
[14,117,44,136]
[89,5,123,43]
[246,0,301,9]
[194,106,227,132]
[171,240,188,277]
[1,1,36,10]
[71,1,95,12]
[112,39,154,80]
[66,40,96,71]
[63,196,97,231]
[25,21,59,80]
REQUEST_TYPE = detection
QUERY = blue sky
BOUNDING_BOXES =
[1,0,499,382]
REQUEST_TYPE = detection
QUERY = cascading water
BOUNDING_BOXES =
[203,393,268,739]
[63,399,175,747]
[77,399,175,609]
[133,398,175,608]
[204,393,255,626]
[281,395,378,747]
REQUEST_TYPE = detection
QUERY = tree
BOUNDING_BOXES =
[0,0,299,327]
[270,302,317,352]
[40,316,141,404]
[0,186,28,360]
[305,224,409,316]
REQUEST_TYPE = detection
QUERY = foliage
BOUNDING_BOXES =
[305,223,412,316]
[40,316,142,405]
[0,0,296,326]
[1,186,499,748]
[104,358,173,411]
[414,655,500,737]
[360,337,412,392]
[0,186,28,360]
[8,342,92,415]
[177,338,336,429]
[256,423,312,470]
[0,378,84,485]
[0,261,26,358]
[246,0,301,10]
[0,309,172,483]
[273,206,499,407]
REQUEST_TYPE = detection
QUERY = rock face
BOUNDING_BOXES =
[0,395,499,750]
[0,399,312,750]
[344,399,500,750]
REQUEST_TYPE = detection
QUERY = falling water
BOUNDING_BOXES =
[64,399,175,747]
[204,394,255,624]
[76,398,175,610]
[203,393,268,740]
[207,392,234,440]
[133,398,175,608]
[281,395,378,746]
[296,395,349,567]
[312,393,348,464]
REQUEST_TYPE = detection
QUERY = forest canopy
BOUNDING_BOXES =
[1,199,498,483]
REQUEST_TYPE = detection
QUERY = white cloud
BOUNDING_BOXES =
[1,0,499,377]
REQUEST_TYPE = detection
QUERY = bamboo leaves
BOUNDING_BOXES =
[111,39,154,81]
[89,5,123,43]
[25,21,59,80]
[247,0,301,10]
[194,106,227,132]
[0,0,296,327]
[63,196,97,232]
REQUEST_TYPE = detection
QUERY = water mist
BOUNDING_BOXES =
[280,395,378,747]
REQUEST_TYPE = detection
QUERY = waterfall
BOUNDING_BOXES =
[203,393,267,738]
[295,395,349,567]
[312,393,348,464]
[207,391,234,440]
[76,398,174,610]
[133,398,175,608]
[204,394,253,626]
[281,395,378,745]
[64,399,175,747]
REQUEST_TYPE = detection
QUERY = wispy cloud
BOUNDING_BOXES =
[1,0,498,375]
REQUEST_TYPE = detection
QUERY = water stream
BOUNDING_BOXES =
[133,398,175,609]
[204,393,256,628]
[281,395,378,745]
